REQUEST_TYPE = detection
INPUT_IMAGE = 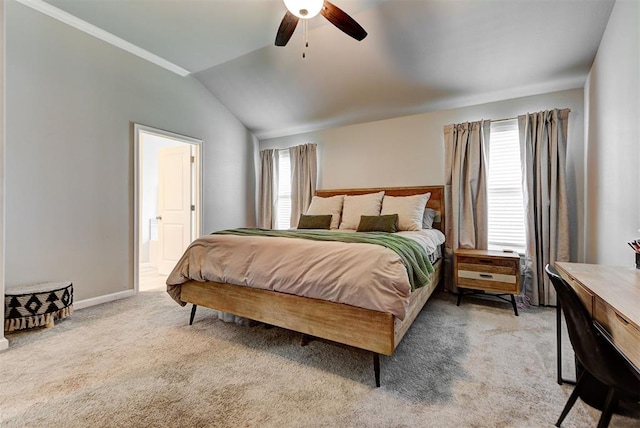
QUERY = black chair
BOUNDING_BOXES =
[545,264,640,428]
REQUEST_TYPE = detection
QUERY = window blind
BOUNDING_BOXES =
[276,149,292,230]
[488,120,526,253]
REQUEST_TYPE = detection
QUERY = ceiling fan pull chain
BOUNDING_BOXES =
[302,20,308,58]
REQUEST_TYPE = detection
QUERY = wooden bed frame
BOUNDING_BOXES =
[179,185,445,386]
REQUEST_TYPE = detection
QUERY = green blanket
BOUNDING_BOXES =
[214,228,434,291]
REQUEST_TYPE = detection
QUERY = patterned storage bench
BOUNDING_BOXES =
[4,281,73,332]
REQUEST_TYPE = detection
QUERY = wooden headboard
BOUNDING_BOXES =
[316,186,445,234]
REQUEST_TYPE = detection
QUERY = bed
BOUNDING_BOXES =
[166,186,445,386]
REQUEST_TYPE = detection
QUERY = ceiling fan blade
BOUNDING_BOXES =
[320,1,367,41]
[275,11,299,46]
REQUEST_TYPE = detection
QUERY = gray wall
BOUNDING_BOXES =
[4,2,257,301]
[261,89,585,262]
[1,0,8,351]
[584,0,640,266]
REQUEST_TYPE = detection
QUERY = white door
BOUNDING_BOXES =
[157,145,193,275]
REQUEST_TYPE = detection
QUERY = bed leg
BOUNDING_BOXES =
[301,334,313,346]
[373,353,381,388]
[189,304,197,325]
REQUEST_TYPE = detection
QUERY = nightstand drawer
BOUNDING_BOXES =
[457,256,518,271]
[457,272,519,293]
[458,270,517,284]
[457,262,517,276]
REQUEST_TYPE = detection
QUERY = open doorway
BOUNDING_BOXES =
[134,124,202,292]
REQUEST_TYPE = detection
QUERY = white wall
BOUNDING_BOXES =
[261,89,585,262]
[584,0,640,266]
[4,2,257,302]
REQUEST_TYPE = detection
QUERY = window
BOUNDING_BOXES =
[276,149,292,230]
[487,119,526,253]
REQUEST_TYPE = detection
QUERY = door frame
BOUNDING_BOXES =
[133,123,203,293]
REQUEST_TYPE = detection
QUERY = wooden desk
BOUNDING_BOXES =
[555,262,640,381]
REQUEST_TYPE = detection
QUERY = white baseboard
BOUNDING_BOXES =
[74,289,136,310]
[0,337,9,351]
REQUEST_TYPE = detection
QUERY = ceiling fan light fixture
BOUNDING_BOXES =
[284,0,324,19]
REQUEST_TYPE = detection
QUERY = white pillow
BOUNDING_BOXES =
[339,191,385,230]
[422,208,438,229]
[305,195,344,230]
[380,193,431,231]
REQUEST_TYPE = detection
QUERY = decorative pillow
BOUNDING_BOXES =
[422,208,437,229]
[305,195,344,229]
[380,193,431,231]
[297,214,332,230]
[357,214,398,233]
[339,191,385,230]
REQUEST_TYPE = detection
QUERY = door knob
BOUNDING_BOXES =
[156,215,162,220]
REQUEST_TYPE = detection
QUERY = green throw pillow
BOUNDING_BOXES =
[356,214,398,233]
[297,214,333,229]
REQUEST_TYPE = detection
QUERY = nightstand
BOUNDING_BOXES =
[454,248,521,316]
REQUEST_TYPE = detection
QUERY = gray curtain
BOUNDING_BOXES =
[518,109,570,306]
[289,143,317,227]
[444,120,490,291]
[258,149,278,229]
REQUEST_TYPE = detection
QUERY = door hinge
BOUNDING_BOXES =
[190,156,195,163]
[191,205,195,211]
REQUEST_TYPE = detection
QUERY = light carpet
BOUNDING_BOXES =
[1,287,638,427]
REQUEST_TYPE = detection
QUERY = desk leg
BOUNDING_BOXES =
[557,302,563,384]
[556,301,576,385]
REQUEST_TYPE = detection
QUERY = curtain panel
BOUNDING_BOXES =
[258,149,278,229]
[444,120,490,291]
[518,109,570,306]
[289,143,318,227]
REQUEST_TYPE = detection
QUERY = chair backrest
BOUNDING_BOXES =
[545,264,638,394]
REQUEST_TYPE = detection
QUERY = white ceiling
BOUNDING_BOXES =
[41,0,615,139]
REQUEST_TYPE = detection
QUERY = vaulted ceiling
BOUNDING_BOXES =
[41,0,615,139]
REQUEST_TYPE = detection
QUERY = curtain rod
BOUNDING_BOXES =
[491,108,571,124]
[491,117,517,123]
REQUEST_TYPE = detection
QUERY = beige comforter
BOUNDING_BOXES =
[167,230,443,320]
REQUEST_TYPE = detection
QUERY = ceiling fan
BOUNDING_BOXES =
[275,0,368,47]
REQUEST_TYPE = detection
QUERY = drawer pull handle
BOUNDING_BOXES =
[479,259,493,264]
[479,273,493,279]
[614,312,630,325]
